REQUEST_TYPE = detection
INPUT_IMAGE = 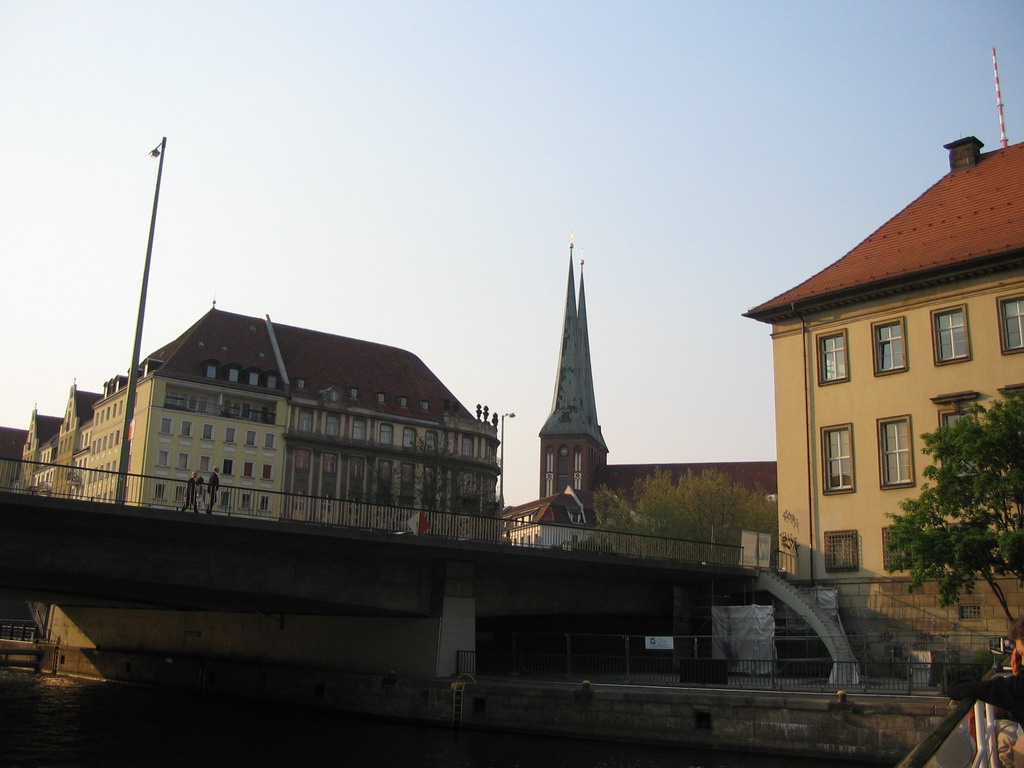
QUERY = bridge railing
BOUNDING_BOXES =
[0,457,746,568]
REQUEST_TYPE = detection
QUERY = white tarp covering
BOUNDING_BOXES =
[740,530,772,568]
[712,604,775,674]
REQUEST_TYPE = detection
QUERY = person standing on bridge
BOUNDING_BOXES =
[182,472,199,513]
[208,467,220,513]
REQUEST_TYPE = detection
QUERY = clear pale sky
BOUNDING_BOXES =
[2,1,1021,506]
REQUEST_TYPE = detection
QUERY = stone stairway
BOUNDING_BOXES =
[755,570,860,685]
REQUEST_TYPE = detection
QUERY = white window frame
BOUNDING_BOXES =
[822,425,854,493]
[879,416,913,487]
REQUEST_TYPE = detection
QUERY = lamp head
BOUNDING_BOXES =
[149,147,161,158]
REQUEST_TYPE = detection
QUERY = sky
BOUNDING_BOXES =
[2,1,1022,507]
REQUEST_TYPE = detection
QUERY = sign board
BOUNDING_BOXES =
[645,636,674,651]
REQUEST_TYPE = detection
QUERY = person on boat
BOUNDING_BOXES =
[947,617,1024,768]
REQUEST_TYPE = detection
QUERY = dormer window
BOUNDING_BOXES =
[227,366,240,382]
[419,400,430,411]
[377,392,386,404]
[266,373,278,389]
[247,370,260,386]
[349,388,358,398]
[203,362,218,378]
[295,378,306,389]
[399,396,408,407]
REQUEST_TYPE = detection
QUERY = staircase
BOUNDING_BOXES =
[755,571,860,685]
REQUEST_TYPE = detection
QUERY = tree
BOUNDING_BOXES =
[886,392,1024,622]
[593,468,777,546]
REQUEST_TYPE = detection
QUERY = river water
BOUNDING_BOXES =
[0,669,879,767]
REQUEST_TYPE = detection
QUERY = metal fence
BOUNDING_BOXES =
[458,650,988,695]
[0,621,38,643]
[460,630,994,695]
[0,457,749,569]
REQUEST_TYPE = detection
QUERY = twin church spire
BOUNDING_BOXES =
[538,239,608,497]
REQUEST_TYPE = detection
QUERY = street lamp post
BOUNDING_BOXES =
[116,137,166,504]
[499,412,515,510]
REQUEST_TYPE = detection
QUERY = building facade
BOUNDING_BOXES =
[64,308,498,515]
[745,137,1024,634]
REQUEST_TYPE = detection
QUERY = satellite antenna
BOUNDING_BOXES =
[993,47,1009,149]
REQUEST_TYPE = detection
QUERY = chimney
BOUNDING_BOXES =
[943,136,984,171]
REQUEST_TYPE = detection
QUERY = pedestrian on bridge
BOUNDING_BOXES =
[182,472,199,513]
[208,468,220,513]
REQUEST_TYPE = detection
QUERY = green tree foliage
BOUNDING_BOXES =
[593,468,777,546]
[886,393,1024,621]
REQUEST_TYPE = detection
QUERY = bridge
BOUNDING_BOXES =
[0,459,826,680]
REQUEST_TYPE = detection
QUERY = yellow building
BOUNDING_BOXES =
[80,308,496,516]
[746,137,1024,635]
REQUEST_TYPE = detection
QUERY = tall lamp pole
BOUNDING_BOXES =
[116,137,166,503]
[499,412,515,510]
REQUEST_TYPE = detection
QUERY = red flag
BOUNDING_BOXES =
[406,511,430,535]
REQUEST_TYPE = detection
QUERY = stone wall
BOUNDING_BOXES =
[55,646,943,764]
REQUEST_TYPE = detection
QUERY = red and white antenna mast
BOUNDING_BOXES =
[993,47,1009,149]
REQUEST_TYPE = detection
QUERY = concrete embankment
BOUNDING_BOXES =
[56,646,942,764]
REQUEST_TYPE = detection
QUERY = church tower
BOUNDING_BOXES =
[539,241,608,497]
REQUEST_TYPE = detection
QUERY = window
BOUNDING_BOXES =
[349,388,358,398]
[264,433,275,449]
[403,427,416,448]
[462,436,474,457]
[818,331,848,383]
[222,458,234,475]
[156,450,170,467]
[245,430,257,447]
[153,482,167,501]
[295,378,306,389]
[247,371,260,386]
[879,417,913,487]
[873,320,906,374]
[323,453,337,474]
[298,410,313,432]
[224,427,236,444]
[227,367,240,382]
[159,417,172,434]
[822,425,853,492]
[243,461,255,478]
[959,604,982,620]
[400,463,415,497]
[377,392,386,404]
[933,307,970,363]
[202,423,215,441]
[180,420,193,438]
[399,397,408,407]
[379,424,393,445]
[425,431,437,451]
[200,455,212,472]
[295,450,310,470]
[352,419,366,440]
[1000,297,1024,352]
[881,527,901,571]
[824,530,859,572]
[177,452,190,470]
[204,363,217,378]
[261,464,273,480]
[266,373,277,389]
[420,400,430,411]
[325,415,340,437]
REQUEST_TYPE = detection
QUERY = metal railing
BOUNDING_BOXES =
[0,620,39,643]
[457,650,982,695]
[459,630,992,695]
[0,457,750,569]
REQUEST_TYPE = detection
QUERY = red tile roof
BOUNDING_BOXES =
[746,141,1024,322]
[0,427,28,459]
[148,308,473,420]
